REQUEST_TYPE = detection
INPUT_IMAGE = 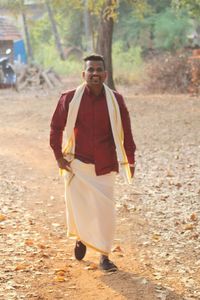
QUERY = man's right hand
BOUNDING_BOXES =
[57,157,72,172]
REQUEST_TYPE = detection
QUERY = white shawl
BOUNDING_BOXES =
[61,82,132,184]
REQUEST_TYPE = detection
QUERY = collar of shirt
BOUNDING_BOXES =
[85,84,105,99]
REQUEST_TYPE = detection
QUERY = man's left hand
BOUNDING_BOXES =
[130,166,135,178]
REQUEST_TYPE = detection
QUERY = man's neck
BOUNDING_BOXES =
[87,84,104,96]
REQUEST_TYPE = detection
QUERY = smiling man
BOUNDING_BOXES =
[50,54,136,272]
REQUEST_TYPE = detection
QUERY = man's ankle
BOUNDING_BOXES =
[100,255,108,262]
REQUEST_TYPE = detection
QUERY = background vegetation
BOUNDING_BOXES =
[0,0,200,88]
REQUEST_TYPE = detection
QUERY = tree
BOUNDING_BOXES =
[45,0,65,60]
[83,0,93,52]
[96,0,117,89]
[50,0,118,89]
[21,0,34,61]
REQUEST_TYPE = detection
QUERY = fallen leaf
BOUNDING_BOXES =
[84,263,98,270]
[190,213,198,222]
[29,219,35,225]
[175,182,182,188]
[0,214,6,222]
[184,224,194,230]
[25,239,34,246]
[153,272,163,280]
[55,269,66,276]
[190,233,199,240]
[15,263,30,271]
[37,243,46,249]
[54,275,66,282]
[166,169,174,177]
[151,233,161,241]
[112,245,123,253]
[41,253,50,258]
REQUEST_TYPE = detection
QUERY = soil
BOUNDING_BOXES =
[0,82,200,300]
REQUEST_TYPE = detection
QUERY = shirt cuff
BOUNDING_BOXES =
[53,150,63,161]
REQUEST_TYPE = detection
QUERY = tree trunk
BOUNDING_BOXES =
[96,0,115,90]
[22,10,33,62]
[45,0,65,61]
[83,0,93,52]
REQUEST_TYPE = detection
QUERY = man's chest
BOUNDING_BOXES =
[75,96,112,133]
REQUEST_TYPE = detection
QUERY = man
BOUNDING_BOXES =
[50,54,136,272]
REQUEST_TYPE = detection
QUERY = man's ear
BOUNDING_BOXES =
[82,71,85,79]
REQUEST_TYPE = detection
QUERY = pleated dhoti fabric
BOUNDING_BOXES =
[64,159,116,255]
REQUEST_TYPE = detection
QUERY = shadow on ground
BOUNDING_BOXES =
[100,270,184,300]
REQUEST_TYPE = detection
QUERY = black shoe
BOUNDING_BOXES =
[99,258,118,272]
[74,240,86,260]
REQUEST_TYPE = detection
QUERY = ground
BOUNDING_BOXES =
[0,82,200,300]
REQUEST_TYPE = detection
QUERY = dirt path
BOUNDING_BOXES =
[0,87,200,300]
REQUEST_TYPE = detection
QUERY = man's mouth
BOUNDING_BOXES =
[91,75,101,82]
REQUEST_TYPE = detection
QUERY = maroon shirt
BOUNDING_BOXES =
[50,85,136,175]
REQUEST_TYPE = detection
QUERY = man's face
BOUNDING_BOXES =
[82,60,107,87]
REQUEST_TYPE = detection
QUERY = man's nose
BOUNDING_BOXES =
[93,69,98,75]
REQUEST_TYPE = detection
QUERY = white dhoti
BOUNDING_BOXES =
[64,159,116,255]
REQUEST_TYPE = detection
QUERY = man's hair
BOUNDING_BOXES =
[83,54,105,69]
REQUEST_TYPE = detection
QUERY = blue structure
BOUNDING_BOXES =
[13,39,27,64]
[0,17,27,64]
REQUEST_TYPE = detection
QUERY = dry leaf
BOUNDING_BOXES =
[175,182,182,188]
[184,224,194,230]
[112,245,123,253]
[37,243,46,249]
[56,271,65,276]
[29,219,35,225]
[25,239,34,246]
[54,275,66,282]
[152,233,161,241]
[190,213,198,222]
[15,263,30,271]
[190,233,199,240]
[153,272,163,280]
[84,263,98,270]
[41,253,49,258]
[55,270,66,276]
[166,169,174,177]
[0,214,6,222]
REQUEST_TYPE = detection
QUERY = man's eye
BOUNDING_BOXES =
[88,68,94,73]
[87,68,103,73]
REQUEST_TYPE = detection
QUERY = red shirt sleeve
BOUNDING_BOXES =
[115,93,136,164]
[50,93,70,160]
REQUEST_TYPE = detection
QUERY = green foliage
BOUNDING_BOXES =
[172,0,200,17]
[57,9,83,48]
[112,41,144,84]
[148,0,172,13]
[114,1,172,52]
[154,9,192,51]
[0,0,23,10]
[3,0,197,80]
[30,13,52,49]
[34,42,82,75]
[30,8,83,50]
[114,11,154,51]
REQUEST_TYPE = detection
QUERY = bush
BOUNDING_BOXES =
[145,51,191,93]
[112,41,144,85]
[33,43,82,76]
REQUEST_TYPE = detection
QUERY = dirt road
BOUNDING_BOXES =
[0,85,200,300]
